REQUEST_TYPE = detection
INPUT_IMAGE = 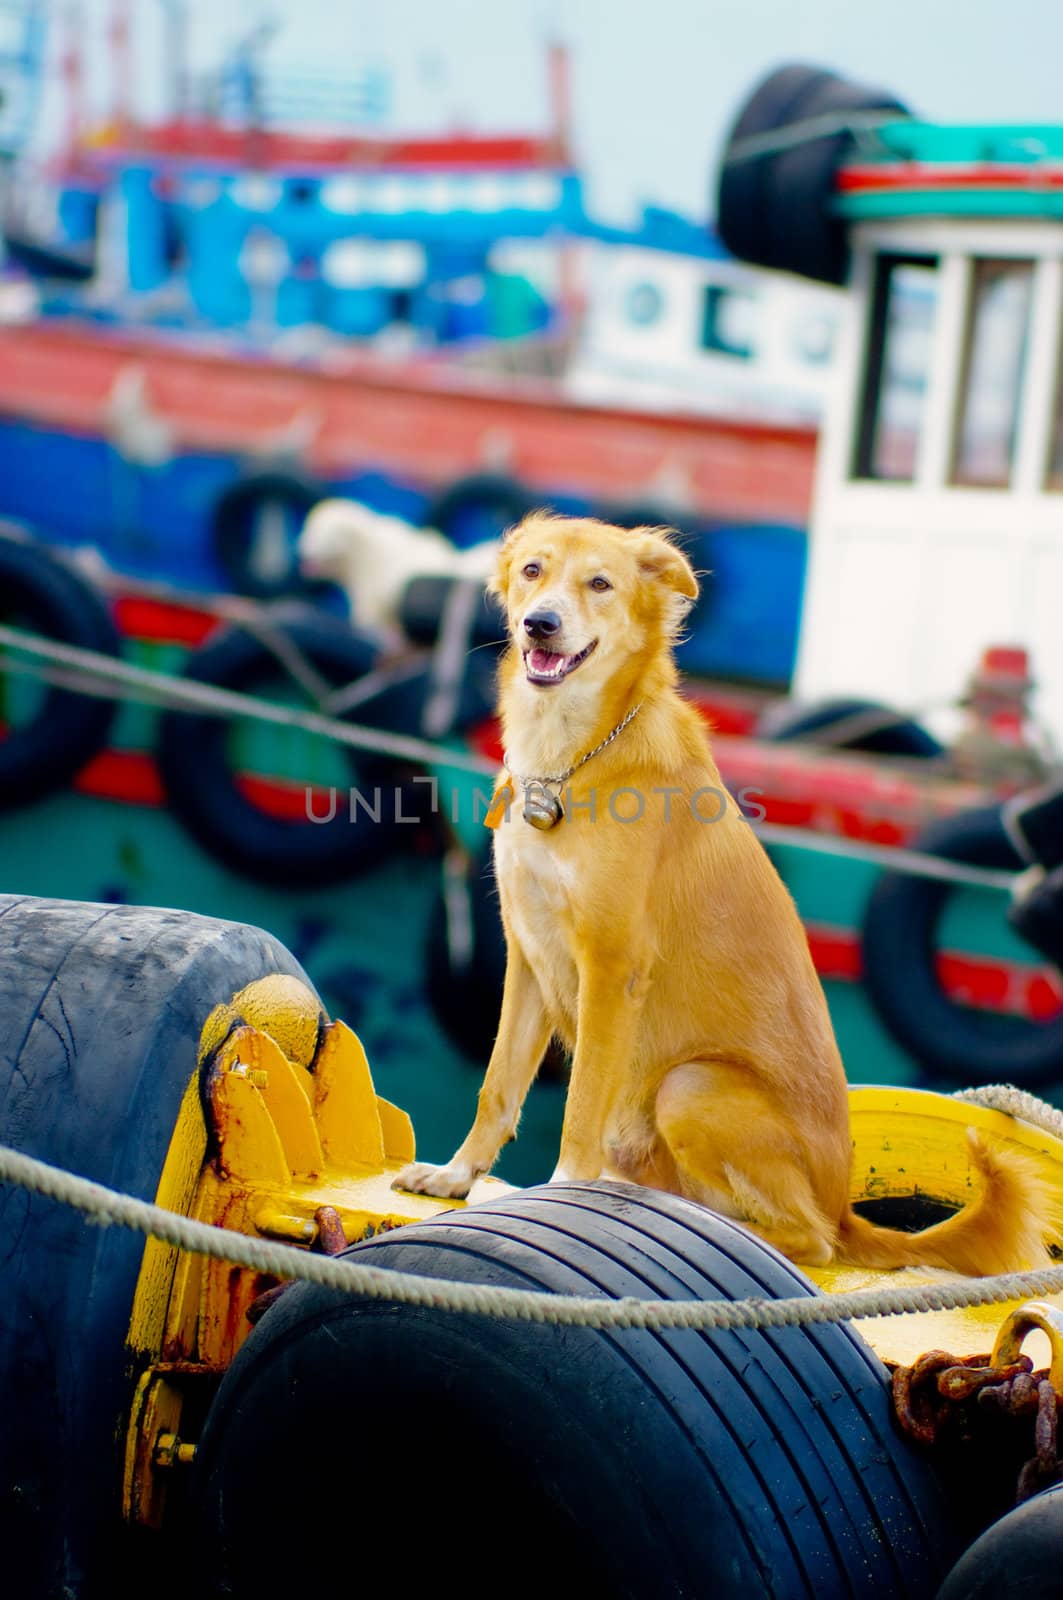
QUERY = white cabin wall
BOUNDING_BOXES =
[570,243,839,422]
[795,222,1063,743]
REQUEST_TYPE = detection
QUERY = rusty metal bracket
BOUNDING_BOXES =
[892,1299,1063,1507]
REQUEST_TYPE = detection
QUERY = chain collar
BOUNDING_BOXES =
[503,702,643,791]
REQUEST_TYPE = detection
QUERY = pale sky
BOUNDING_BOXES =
[41,0,1063,227]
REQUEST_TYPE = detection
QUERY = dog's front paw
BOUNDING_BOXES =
[391,1161,474,1199]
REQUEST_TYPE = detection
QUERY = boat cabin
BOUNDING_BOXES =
[795,121,1063,743]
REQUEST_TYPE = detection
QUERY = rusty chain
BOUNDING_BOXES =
[892,1348,1062,1505]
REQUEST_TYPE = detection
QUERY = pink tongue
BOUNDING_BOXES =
[530,648,566,674]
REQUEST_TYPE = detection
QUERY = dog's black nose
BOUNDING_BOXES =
[524,610,562,641]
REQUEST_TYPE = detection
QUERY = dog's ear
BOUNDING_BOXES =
[486,521,526,605]
[635,531,699,600]
[486,540,512,605]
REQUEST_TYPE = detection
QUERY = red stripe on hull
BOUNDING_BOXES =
[806,924,1062,1023]
[0,323,817,525]
[839,163,1063,193]
[73,746,166,806]
[112,595,220,648]
[78,125,569,173]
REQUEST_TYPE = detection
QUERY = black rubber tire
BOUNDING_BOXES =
[937,1484,1063,1599]
[0,532,121,806]
[424,848,506,1060]
[210,469,322,598]
[425,472,536,546]
[1010,862,1063,971]
[193,1181,962,1599]
[758,695,944,758]
[0,894,313,1600]
[398,573,506,650]
[718,64,909,284]
[1003,778,1063,871]
[599,500,687,531]
[156,618,429,886]
[862,806,1063,1086]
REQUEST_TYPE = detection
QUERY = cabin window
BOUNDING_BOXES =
[791,313,835,367]
[700,284,754,359]
[853,254,939,482]
[1042,313,1063,490]
[625,281,664,327]
[951,258,1034,488]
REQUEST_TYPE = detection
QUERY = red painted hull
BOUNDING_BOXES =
[0,321,818,521]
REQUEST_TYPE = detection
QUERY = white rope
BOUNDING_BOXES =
[0,626,1024,892]
[724,108,901,166]
[955,1083,1063,1142]
[0,623,496,777]
[5,1134,1063,1333]
[755,822,1017,891]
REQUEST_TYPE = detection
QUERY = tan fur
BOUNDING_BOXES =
[395,514,1056,1273]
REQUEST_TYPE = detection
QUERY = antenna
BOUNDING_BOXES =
[60,0,84,156]
[157,1,187,122]
[109,0,131,135]
[548,40,572,164]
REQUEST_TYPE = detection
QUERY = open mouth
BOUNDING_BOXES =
[523,640,597,686]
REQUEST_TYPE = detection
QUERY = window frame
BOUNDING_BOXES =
[949,255,1037,491]
[851,250,941,484]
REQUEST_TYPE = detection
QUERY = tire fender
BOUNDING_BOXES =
[0,530,121,806]
[862,806,1063,1086]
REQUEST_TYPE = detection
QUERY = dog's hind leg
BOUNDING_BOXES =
[654,1061,838,1267]
[393,944,552,1199]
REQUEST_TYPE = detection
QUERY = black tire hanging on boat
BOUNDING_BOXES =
[717,64,909,284]
[599,500,687,531]
[861,805,1063,1086]
[156,617,430,886]
[210,468,323,598]
[757,695,944,758]
[937,1484,1063,1599]
[424,847,507,1061]
[397,573,506,650]
[0,531,121,806]
[0,894,315,1600]
[193,1181,962,1599]
[424,472,535,544]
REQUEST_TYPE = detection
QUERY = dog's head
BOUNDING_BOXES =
[489,513,699,691]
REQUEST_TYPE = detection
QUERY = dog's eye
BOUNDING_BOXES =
[589,576,612,592]
[521,562,541,580]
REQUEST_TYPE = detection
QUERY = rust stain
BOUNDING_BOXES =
[312,1205,347,1256]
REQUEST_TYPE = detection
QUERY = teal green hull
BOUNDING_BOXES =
[0,786,568,1184]
[0,776,986,1185]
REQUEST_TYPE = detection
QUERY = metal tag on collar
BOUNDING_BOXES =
[523,780,565,830]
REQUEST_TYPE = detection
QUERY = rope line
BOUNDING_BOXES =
[0,624,497,777]
[754,822,1016,891]
[723,108,901,166]
[0,626,1024,890]
[2,1083,1063,1332]
[954,1083,1063,1142]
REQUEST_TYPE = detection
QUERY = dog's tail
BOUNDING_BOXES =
[836,1130,1059,1276]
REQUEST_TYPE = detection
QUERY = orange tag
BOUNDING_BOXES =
[484,776,515,830]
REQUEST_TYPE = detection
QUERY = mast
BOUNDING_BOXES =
[158,1,187,123]
[60,0,84,157]
[108,0,131,136]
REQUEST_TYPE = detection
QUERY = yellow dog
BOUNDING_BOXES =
[396,514,1054,1273]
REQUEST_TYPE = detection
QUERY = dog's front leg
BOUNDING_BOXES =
[393,945,551,1199]
[552,949,649,1183]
